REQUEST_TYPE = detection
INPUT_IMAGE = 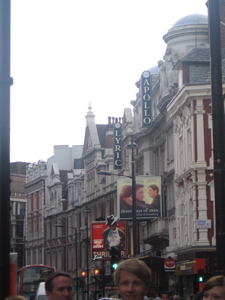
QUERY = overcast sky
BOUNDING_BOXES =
[10,0,208,163]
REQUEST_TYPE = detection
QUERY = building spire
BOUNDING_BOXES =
[85,102,95,124]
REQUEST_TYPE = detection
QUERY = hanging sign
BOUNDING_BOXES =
[114,122,122,169]
[141,70,152,128]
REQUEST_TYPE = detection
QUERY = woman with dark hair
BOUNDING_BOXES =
[136,184,146,210]
[120,185,133,210]
[202,275,225,300]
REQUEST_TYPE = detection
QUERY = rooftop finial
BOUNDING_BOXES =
[88,102,92,112]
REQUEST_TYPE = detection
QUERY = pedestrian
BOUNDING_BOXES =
[173,295,180,300]
[202,275,225,300]
[45,271,74,300]
[161,292,170,300]
[189,294,195,300]
[113,258,152,300]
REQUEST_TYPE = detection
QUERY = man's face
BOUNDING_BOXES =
[148,188,157,199]
[116,270,148,300]
[46,276,73,300]
[110,224,117,231]
[162,294,170,300]
[136,187,144,201]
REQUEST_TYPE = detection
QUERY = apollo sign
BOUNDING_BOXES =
[141,70,152,127]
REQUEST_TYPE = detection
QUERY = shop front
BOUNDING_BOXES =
[176,252,216,297]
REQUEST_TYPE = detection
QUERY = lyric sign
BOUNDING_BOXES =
[114,122,122,169]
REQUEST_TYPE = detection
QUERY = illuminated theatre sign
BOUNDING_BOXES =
[141,70,152,127]
[114,122,122,169]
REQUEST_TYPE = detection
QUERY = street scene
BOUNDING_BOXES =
[1,0,225,299]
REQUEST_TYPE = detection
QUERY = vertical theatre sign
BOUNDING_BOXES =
[141,70,152,127]
[114,122,122,169]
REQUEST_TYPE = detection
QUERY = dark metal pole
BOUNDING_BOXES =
[85,212,89,300]
[0,0,12,297]
[208,0,225,275]
[75,229,79,300]
[131,138,137,256]
[102,260,105,297]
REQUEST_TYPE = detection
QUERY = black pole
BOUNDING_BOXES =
[85,211,89,300]
[0,0,12,298]
[75,229,79,300]
[131,137,137,256]
[102,260,105,297]
[208,0,225,275]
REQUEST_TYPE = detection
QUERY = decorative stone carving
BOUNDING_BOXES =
[158,60,168,98]
[163,47,179,92]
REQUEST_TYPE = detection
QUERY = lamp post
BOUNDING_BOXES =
[83,207,90,300]
[54,224,79,299]
[208,0,225,275]
[126,137,138,256]
[97,138,138,256]
[0,0,11,297]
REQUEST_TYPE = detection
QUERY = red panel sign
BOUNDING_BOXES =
[91,221,126,260]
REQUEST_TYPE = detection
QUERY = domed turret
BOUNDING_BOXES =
[163,13,209,58]
[171,13,208,28]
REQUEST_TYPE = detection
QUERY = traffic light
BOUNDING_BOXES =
[110,246,121,272]
[94,269,100,276]
[81,271,86,277]
[197,269,204,283]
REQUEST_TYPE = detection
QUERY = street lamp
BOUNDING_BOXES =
[97,138,138,256]
[83,207,90,300]
[54,224,79,299]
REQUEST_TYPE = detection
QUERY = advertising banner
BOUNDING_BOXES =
[91,221,126,260]
[117,175,162,220]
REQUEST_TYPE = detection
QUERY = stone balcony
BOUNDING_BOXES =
[142,218,169,246]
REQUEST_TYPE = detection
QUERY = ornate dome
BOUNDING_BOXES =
[171,14,208,28]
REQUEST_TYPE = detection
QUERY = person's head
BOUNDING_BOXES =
[113,258,152,300]
[45,271,73,300]
[158,60,163,67]
[165,48,171,55]
[189,294,195,300]
[148,185,159,198]
[106,215,118,231]
[120,185,133,206]
[136,184,144,202]
[110,223,117,230]
[202,275,225,300]
[173,295,180,300]
[161,292,170,300]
